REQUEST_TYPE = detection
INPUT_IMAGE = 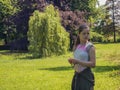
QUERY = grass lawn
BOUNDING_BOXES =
[0,43,120,90]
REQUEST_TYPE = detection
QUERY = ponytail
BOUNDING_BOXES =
[73,35,80,51]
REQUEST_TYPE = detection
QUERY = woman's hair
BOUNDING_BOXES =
[73,24,89,51]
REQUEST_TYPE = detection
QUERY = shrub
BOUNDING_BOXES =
[28,5,69,58]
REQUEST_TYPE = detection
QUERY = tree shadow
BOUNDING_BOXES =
[39,65,120,72]
[38,66,72,71]
[19,56,40,60]
[0,50,28,55]
[0,51,11,55]
[93,65,120,72]
[0,50,38,60]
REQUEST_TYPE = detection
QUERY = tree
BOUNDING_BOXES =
[28,5,69,57]
[30,0,86,50]
[0,0,18,44]
[5,0,41,50]
[0,0,100,51]
[105,0,120,42]
[70,0,99,20]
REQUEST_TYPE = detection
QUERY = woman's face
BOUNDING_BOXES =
[79,28,90,42]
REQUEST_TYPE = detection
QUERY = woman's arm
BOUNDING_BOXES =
[68,46,96,68]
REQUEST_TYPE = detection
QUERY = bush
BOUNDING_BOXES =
[90,31,104,42]
[28,5,69,58]
[117,38,120,42]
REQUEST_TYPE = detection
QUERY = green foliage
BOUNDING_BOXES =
[0,0,17,18]
[0,0,18,40]
[28,5,69,58]
[71,0,98,19]
[90,31,104,42]
[71,0,90,11]
[117,38,120,42]
[70,0,105,38]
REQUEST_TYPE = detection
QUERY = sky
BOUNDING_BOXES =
[98,0,106,5]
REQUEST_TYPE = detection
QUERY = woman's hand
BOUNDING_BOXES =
[68,58,78,64]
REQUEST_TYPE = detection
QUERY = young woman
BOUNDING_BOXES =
[68,24,96,90]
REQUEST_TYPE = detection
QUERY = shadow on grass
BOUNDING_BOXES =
[19,56,40,60]
[0,50,28,55]
[39,65,120,72]
[38,66,72,71]
[0,51,14,55]
[0,50,36,60]
[0,50,39,60]
[93,65,120,72]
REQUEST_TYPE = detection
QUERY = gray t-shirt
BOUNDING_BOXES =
[73,42,93,73]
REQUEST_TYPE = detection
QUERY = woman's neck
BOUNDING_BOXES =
[80,40,88,45]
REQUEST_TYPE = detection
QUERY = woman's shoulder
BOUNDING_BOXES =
[86,42,94,47]
[86,42,95,52]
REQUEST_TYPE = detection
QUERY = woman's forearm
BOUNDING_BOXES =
[77,60,95,68]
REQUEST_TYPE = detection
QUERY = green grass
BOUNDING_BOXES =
[0,43,120,90]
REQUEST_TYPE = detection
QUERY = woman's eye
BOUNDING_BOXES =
[87,33,89,35]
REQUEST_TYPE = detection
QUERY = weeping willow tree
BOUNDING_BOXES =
[28,5,69,58]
